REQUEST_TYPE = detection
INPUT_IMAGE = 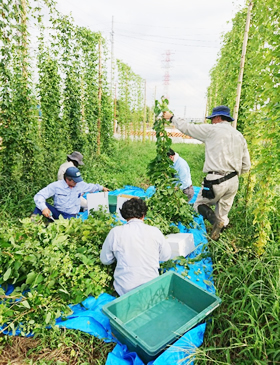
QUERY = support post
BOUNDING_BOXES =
[21,0,28,79]
[143,80,147,142]
[232,2,253,129]
[114,83,117,134]
[97,38,102,155]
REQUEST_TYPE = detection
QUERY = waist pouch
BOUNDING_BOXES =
[202,171,238,199]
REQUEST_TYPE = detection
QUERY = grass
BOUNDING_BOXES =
[195,201,280,364]
[84,140,205,190]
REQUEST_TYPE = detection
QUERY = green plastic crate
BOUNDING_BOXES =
[102,271,221,363]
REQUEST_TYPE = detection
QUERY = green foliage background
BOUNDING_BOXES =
[0,0,146,209]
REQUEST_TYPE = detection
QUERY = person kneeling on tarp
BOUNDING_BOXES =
[32,166,109,221]
[100,198,172,296]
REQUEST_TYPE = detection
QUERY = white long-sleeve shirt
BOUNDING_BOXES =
[57,161,74,180]
[100,218,171,296]
[172,117,251,175]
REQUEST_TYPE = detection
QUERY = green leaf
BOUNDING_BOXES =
[3,268,11,281]
[45,312,51,324]
[21,300,30,309]
[9,323,16,336]
[52,235,68,245]
[58,288,70,295]
[203,280,213,287]
[26,272,37,285]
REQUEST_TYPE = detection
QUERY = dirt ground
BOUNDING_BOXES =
[0,335,115,365]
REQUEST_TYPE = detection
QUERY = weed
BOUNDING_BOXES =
[198,236,280,363]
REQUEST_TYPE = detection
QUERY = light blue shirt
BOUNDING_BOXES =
[34,179,103,215]
[173,153,192,190]
[100,219,171,296]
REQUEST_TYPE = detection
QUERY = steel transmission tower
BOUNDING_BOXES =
[161,50,174,100]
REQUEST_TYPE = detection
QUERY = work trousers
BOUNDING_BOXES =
[33,202,77,220]
[194,174,239,226]
[182,185,194,201]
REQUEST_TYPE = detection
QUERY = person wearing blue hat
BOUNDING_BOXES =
[163,105,251,240]
[32,167,109,220]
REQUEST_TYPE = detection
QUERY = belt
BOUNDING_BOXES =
[207,171,238,185]
[208,171,227,176]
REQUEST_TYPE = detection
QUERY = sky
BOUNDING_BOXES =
[55,0,246,118]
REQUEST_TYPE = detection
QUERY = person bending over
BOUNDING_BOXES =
[100,198,171,296]
[167,148,194,201]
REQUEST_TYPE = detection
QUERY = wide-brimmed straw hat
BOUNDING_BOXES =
[67,151,84,165]
[206,105,234,121]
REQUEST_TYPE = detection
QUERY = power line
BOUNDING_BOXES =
[115,38,164,54]
[114,20,230,32]
[116,33,219,48]
[116,37,215,55]
[114,29,222,42]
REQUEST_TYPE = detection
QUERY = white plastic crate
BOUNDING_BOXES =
[165,233,195,259]
[87,192,109,214]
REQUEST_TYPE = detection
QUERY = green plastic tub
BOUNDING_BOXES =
[108,195,146,214]
[102,271,221,363]
[108,195,117,213]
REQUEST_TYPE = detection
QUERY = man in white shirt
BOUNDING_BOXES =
[100,198,171,296]
[163,105,251,241]
[57,151,84,180]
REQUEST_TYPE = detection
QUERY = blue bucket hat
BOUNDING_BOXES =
[65,167,83,183]
[206,105,234,121]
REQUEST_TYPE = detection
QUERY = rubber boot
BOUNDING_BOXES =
[197,204,217,225]
[197,204,224,241]
[210,220,224,241]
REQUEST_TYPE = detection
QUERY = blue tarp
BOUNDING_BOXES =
[2,185,215,365]
[61,185,214,365]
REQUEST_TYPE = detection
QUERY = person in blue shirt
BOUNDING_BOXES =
[167,148,194,201]
[33,167,109,220]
